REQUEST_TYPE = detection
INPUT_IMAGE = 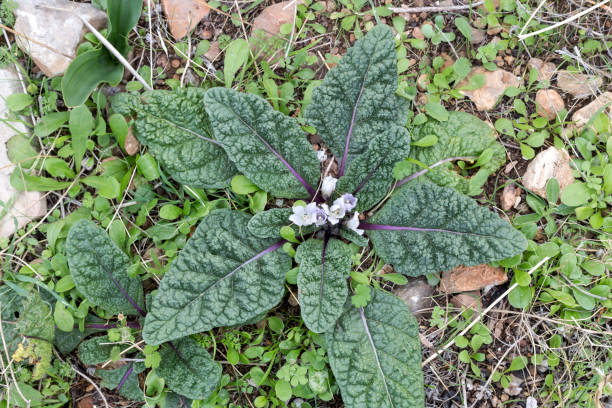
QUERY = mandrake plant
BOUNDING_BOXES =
[67,24,527,407]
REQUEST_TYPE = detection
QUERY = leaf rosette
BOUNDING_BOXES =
[64,24,527,407]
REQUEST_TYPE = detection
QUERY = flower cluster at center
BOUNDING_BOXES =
[289,177,364,235]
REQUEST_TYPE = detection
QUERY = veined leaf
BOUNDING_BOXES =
[204,88,319,198]
[66,220,144,315]
[365,181,527,276]
[112,88,236,189]
[394,111,505,195]
[337,125,411,212]
[326,290,424,407]
[143,210,290,345]
[78,335,115,365]
[97,362,146,401]
[295,238,352,333]
[157,337,221,400]
[304,25,405,176]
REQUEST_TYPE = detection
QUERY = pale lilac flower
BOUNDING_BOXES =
[310,205,328,226]
[340,193,357,211]
[345,212,364,235]
[289,204,314,226]
[321,176,337,199]
[323,202,346,225]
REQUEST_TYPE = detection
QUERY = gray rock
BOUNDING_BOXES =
[393,277,434,315]
[556,70,602,99]
[14,0,107,77]
[0,66,46,238]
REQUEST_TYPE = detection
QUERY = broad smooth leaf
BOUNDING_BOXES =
[295,238,352,333]
[143,210,290,345]
[157,337,221,400]
[365,181,527,276]
[62,49,123,107]
[326,290,424,407]
[337,124,411,212]
[66,220,144,315]
[112,89,236,189]
[304,25,405,175]
[204,88,319,198]
[62,0,142,107]
[106,0,143,56]
[393,111,505,195]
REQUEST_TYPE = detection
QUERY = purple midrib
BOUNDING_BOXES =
[225,104,316,198]
[339,64,371,177]
[359,223,467,235]
[116,362,134,392]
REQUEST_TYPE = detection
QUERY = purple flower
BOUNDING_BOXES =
[289,204,314,226]
[340,193,357,211]
[344,212,364,235]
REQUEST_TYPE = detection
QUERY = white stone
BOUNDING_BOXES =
[522,147,574,199]
[14,0,107,77]
[0,66,46,238]
[571,91,612,129]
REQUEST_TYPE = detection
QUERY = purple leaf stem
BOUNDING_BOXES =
[339,72,369,177]
[200,240,286,294]
[91,250,146,317]
[396,156,477,187]
[116,362,134,392]
[227,105,316,198]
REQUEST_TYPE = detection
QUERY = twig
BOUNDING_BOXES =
[560,273,607,300]
[518,0,611,41]
[53,351,110,408]
[390,1,484,13]
[422,257,551,367]
[35,5,153,91]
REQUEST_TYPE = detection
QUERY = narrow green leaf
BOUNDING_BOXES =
[62,49,124,107]
[295,238,352,333]
[224,39,250,87]
[69,105,94,172]
[10,167,72,191]
[81,176,120,199]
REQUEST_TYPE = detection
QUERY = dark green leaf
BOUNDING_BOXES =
[158,337,221,400]
[295,238,352,333]
[326,290,424,407]
[366,181,527,276]
[143,210,290,345]
[66,220,144,315]
[97,362,145,401]
[304,25,405,174]
[204,87,319,198]
[248,208,315,239]
[337,125,411,212]
[112,88,236,189]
